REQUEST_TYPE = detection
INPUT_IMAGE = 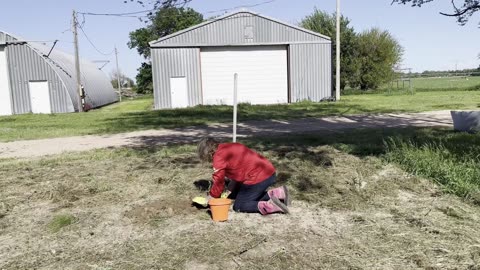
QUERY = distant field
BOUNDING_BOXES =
[343,76,480,95]
[403,76,480,90]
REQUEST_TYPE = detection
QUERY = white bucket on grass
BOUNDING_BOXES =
[450,110,480,133]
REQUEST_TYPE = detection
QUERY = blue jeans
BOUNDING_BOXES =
[232,174,276,213]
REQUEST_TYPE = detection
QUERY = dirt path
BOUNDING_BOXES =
[0,110,453,158]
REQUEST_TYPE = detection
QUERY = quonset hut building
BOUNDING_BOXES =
[0,30,118,115]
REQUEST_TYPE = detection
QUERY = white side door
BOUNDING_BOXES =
[170,77,189,108]
[28,81,52,114]
[0,46,12,116]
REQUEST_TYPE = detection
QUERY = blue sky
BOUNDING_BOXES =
[0,0,478,79]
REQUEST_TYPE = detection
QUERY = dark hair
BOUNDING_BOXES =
[197,137,219,162]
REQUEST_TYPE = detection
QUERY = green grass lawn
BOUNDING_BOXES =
[1,90,480,142]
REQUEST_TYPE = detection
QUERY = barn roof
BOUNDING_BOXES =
[150,9,331,48]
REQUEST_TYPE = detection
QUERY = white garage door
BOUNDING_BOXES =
[0,46,12,116]
[200,46,288,105]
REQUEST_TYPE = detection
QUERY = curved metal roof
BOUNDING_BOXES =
[0,30,118,111]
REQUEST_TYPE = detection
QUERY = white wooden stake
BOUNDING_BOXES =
[336,0,341,101]
[233,73,238,143]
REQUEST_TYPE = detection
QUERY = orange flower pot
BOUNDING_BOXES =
[209,198,232,222]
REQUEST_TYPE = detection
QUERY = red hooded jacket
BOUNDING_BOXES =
[209,143,275,198]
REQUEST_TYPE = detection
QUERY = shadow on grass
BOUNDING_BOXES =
[244,127,478,158]
[96,103,412,135]
[105,110,453,160]
[122,126,467,174]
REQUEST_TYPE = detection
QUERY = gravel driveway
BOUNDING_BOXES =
[0,110,453,159]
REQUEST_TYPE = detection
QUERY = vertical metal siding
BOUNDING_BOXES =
[289,43,332,102]
[1,30,117,114]
[6,44,73,114]
[30,42,118,111]
[152,48,201,109]
[155,12,328,46]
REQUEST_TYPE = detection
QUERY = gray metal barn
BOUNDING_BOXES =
[0,30,118,116]
[149,10,332,109]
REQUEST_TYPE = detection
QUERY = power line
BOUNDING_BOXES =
[78,25,115,56]
[78,0,277,19]
[78,9,155,17]
[78,0,193,16]
[73,0,277,57]
[79,14,86,28]
[92,60,111,70]
[77,8,273,23]
[61,27,72,34]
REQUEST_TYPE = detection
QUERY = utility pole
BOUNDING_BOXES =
[335,0,341,101]
[115,46,122,102]
[72,10,83,112]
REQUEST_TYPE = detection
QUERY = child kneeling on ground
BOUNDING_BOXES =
[197,137,290,215]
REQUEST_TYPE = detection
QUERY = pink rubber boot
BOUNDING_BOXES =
[258,197,289,215]
[267,186,290,206]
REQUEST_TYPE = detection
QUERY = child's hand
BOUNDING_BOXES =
[221,191,231,198]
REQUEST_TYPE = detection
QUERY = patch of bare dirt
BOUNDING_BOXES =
[125,198,198,224]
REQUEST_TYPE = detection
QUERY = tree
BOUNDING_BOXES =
[124,0,192,9]
[110,71,135,89]
[128,7,203,59]
[301,9,359,90]
[128,7,203,93]
[350,28,404,90]
[392,0,480,25]
[135,63,154,94]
